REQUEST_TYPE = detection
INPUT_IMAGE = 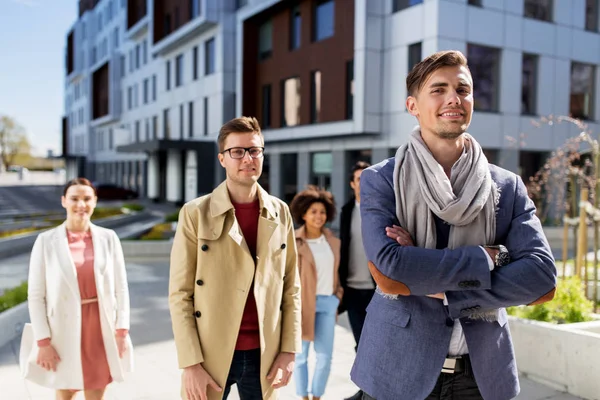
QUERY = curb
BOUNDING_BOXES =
[0,301,29,349]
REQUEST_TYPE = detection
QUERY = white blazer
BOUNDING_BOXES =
[26,222,133,389]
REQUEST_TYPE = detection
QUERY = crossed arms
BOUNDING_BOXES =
[360,165,557,319]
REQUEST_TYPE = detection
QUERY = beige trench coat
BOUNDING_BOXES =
[295,226,343,342]
[169,182,302,400]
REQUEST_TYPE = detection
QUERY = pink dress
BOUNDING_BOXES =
[67,230,112,390]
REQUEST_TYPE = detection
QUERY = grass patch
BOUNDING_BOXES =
[165,209,181,223]
[91,207,124,220]
[121,203,145,212]
[0,226,49,239]
[0,282,28,313]
[140,223,174,240]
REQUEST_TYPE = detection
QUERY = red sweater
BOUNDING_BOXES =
[232,200,261,350]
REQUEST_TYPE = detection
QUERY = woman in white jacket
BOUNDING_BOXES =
[26,178,133,400]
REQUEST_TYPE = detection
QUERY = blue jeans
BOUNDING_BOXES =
[294,294,339,397]
[222,349,262,400]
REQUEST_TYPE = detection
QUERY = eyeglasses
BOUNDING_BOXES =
[221,146,265,159]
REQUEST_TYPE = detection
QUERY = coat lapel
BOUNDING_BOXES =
[53,223,80,299]
[90,224,107,278]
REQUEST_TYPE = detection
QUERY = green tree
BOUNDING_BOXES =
[0,115,31,171]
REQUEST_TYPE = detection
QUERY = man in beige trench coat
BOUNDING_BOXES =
[169,116,302,400]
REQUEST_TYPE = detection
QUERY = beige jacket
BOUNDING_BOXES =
[295,226,343,342]
[168,182,302,400]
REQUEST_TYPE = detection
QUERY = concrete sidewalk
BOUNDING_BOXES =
[0,258,584,399]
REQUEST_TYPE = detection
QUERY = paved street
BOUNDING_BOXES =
[0,257,585,399]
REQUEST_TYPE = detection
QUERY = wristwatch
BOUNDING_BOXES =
[486,245,510,267]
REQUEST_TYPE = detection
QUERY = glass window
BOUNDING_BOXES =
[570,63,595,120]
[143,78,149,104]
[166,60,171,91]
[176,54,184,87]
[163,109,170,139]
[193,46,198,80]
[521,54,538,115]
[290,5,301,50]
[153,116,158,139]
[136,44,140,69]
[346,60,354,119]
[180,104,184,138]
[281,77,301,127]
[408,42,422,72]
[311,71,322,123]
[392,0,423,12]
[468,0,482,6]
[205,38,215,75]
[311,152,332,191]
[467,44,500,112]
[524,0,553,22]
[143,40,148,64]
[135,121,140,142]
[314,0,334,42]
[281,153,298,203]
[262,85,272,128]
[203,97,209,136]
[586,0,599,31]
[189,101,194,138]
[258,20,273,61]
[151,75,156,101]
[190,0,201,19]
[236,0,248,9]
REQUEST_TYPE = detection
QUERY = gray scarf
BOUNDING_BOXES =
[392,127,499,321]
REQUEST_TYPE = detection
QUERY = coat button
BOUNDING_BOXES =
[201,244,209,251]
[195,311,201,318]
[281,243,286,250]
[445,317,454,327]
[196,279,204,286]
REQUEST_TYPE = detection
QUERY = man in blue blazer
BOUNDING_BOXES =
[351,50,557,400]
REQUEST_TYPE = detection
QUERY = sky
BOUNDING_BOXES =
[0,0,77,157]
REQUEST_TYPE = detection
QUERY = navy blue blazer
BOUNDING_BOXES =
[351,157,557,400]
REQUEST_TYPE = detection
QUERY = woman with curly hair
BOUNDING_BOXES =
[290,186,343,400]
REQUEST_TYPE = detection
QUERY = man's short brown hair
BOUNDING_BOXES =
[289,186,337,226]
[406,50,470,97]
[217,116,263,152]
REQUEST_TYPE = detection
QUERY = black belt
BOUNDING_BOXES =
[441,355,471,374]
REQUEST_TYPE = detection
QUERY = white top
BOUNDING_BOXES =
[445,247,495,356]
[347,202,375,289]
[305,234,335,296]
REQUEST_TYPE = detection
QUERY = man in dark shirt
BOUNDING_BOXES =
[339,161,375,400]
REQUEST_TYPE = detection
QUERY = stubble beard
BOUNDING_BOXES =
[435,121,468,140]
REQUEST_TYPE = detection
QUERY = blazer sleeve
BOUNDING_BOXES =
[360,166,492,296]
[444,176,557,318]
[279,205,302,354]
[27,235,51,341]
[112,230,130,330]
[168,204,205,368]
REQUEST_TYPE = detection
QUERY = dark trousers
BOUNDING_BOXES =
[222,349,262,400]
[345,287,375,351]
[361,356,483,400]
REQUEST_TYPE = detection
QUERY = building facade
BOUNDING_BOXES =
[63,0,600,221]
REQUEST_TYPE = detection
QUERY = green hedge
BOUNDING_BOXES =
[507,276,594,324]
[0,282,28,313]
